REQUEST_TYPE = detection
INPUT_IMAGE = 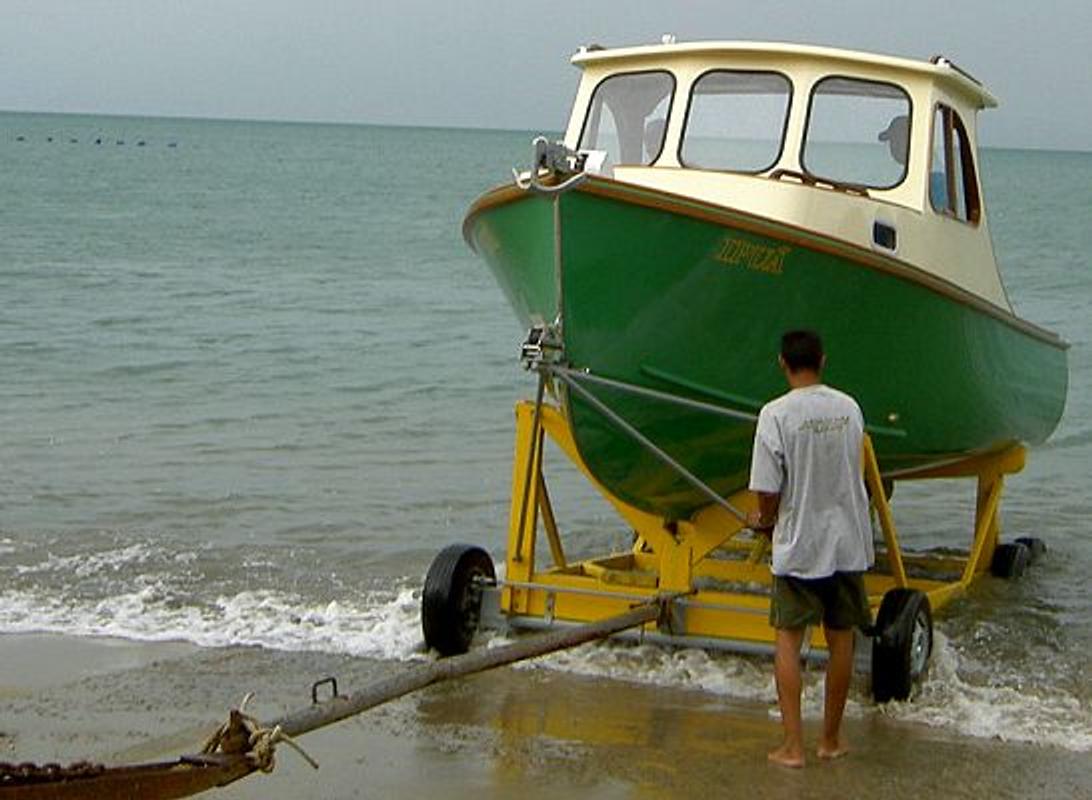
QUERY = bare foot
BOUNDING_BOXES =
[816,738,849,760]
[768,743,805,768]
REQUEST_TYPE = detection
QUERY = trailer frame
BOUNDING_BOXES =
[479,399,1026,664]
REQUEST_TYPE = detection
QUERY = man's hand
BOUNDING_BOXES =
[749,491,780,536]
[747,509,775,536]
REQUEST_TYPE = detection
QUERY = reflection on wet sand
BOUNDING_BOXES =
[414,668,1089,800]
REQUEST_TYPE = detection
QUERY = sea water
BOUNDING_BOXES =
[1,111,1088,751]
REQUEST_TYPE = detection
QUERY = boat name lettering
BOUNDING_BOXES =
[715,236,790,275]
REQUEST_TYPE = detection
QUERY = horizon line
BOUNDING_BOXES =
[0,106,554,138]
[1,106,1087,155]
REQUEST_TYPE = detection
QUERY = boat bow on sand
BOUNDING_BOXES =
[464,41,1068,520]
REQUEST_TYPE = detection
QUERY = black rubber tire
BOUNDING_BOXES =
[421,544,495,656]
[871,589,933,703]
[991,542,1030,578]
[1013,536,1047,564]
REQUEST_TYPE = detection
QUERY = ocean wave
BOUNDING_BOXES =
[15,542,157,578]
[504,635,779,704]
[0,581,1087,752]
[0,583,425,662]
[880,631,1092,751]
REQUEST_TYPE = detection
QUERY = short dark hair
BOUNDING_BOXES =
[780,330,824,372]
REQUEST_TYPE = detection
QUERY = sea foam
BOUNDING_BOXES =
[1,580,1088,752]
[0,583,425,662]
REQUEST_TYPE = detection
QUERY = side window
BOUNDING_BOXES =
[929,108,949,211]
[680,71,792,172]
[930,105,981,223]
[803,77,912,189]
[579,72,674,166]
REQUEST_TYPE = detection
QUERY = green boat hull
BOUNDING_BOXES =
[465,178,1068,519]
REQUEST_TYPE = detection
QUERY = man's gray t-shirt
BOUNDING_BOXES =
[748,384,874,579]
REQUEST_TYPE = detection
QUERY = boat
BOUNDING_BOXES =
[463,40,1068,520]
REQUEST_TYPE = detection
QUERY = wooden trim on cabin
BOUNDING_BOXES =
[953,111,982,224]
[462,176,1068,350]
[928,105,982,226]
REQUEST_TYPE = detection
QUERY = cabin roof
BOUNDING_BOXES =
[571,40,998,109]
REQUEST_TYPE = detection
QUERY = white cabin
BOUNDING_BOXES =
[563,41,1009,309]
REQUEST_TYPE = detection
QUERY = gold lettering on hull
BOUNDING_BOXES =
[714,236,791,275]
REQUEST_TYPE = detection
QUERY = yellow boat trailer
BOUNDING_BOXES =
[424,395,1040,703]
[2,401,1042,800]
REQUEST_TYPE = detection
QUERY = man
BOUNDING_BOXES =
[748,330,874,768]
[878,114,909,167]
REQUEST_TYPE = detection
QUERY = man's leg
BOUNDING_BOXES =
[770,626,806,768]
[818,626,854,759]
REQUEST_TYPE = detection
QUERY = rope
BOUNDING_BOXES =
[249,724,319,773]
[514,170,588,195]
[201,693,319,774]
[512,136,590,195]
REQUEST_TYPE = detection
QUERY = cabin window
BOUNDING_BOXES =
[802,77,912,189]
[680,70,792,172]
[579,71,674,166]
[930,105,981,223]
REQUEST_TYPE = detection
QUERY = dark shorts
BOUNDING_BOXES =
[769,572,871,630]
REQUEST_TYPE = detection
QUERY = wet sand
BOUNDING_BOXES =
[1,633,1088,799]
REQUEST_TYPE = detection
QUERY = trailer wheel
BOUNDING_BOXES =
[991,542,1030,578]
[1013,537,1047,564]
[871,589,932,703]
[422,544,495,656]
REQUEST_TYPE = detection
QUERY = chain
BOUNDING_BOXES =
[0,760,106,786]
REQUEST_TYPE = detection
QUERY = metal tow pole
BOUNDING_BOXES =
[273,599,666,738]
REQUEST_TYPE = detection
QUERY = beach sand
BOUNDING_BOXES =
[1,633,1087,800]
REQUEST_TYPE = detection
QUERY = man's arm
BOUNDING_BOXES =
[748,492,780,536]
[748,406,783,536]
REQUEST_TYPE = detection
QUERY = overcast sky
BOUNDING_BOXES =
[2,1,1090,150]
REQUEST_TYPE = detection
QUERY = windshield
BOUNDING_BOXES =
[579,71,674,166]
[681,70,792,172]
[802,77,912,189]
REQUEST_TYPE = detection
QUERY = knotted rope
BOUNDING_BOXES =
[201,693,319,773]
